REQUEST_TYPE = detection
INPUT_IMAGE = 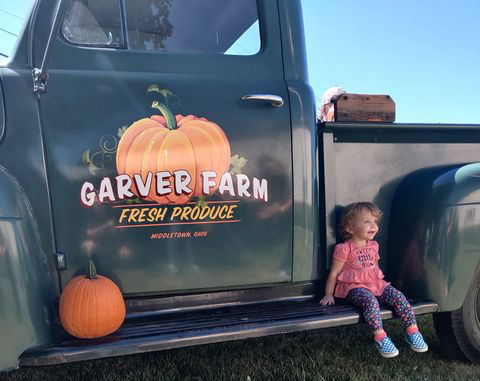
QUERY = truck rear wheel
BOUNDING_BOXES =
[433,264,480,363]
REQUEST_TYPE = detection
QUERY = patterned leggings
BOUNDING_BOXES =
[347,285,416,332]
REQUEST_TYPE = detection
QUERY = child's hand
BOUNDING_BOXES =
[319,294,335,305]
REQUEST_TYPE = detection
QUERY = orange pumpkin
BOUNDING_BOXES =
[59,260,126,339]
[116,102,231,204]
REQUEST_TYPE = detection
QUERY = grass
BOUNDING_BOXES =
[1,315,480,381]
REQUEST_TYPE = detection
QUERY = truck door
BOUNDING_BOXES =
[37,0,293,294]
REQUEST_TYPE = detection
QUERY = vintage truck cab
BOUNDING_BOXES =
[1,0,480,371]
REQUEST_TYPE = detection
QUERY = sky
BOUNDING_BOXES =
[0,1,31,59]
[302,0,480,124]
[1,0,479,124]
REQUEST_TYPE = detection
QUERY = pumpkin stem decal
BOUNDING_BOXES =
[59,260,126,339]
[115,91,231,205]
[87,259,97,279]
[151,101,177,130]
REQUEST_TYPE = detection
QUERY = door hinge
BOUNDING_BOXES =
[55,252,67,271]
[32,68,48,95]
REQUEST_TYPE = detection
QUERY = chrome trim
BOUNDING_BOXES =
[33,0,70,94]
[242,94,284,107]
[127,295,315,319]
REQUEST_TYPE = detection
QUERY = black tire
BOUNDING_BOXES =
[433,262,480,363]
[433,311,468,361]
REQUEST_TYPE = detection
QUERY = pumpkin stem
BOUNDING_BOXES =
[87,260,97,279]
[151,101,177,130]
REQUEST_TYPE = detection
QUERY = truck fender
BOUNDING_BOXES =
[0,165,54,371]
[387,162,480,311]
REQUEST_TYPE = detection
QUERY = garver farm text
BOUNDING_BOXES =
[80,170,268,206]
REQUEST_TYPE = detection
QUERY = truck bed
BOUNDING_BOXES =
[321,122,480,269]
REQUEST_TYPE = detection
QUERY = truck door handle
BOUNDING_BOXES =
[241,94,284,108]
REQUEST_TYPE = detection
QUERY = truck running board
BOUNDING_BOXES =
[20,297,438,366]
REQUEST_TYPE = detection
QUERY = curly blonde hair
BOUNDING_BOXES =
[338,202,383,240]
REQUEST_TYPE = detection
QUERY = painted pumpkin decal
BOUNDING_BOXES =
[59,260,126,339]
[116,101,231,204]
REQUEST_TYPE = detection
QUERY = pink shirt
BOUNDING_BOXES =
[332,240,390,298]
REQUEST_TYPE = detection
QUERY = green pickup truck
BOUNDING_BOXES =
[1,0,480,372]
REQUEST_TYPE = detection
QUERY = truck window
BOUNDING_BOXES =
[62,0,261,55]
[63,0,124,47]
[124,0,260,54]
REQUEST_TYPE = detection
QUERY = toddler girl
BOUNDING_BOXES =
[319,202,428,358]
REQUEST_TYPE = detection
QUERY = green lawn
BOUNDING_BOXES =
[1,315,480,381]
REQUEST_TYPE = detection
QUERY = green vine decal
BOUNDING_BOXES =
[82,135,118,177]
[126,197,142,204]
[229,154,248,175]
[117,125,128,138]
[195,196,207,209]
[147,84,181,112]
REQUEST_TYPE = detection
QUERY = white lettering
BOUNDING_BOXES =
[201,171,217,195]
[98,177,115,203]
[80,182,96,207]
[81,172,270,204]
[156,171,171,195]
[219,172,235,196]
[174,170,192,195]
[134,172,153,197]
[253,177,268,202]
[116,174,134,200]
[236,174,251,198]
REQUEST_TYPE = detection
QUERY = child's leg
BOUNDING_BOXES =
[377,285,417,329]
[347,288,384,336]
[378,285,428,352]
[348,287,400,357]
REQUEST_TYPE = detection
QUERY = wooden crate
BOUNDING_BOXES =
[323,93,395,122]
